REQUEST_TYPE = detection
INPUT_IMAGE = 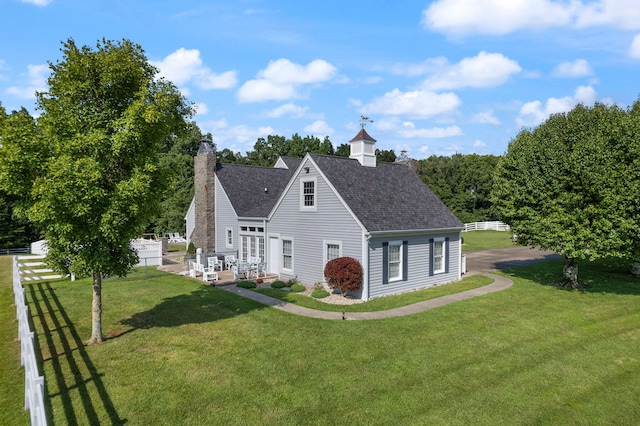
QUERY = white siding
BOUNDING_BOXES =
[215,178,239,256]
[368,232,461,299]
[268,159,365,287]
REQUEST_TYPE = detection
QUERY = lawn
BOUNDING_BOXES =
[461,230,515,251]
[3,256,640,425]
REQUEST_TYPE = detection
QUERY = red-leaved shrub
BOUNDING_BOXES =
[324,257,363,297]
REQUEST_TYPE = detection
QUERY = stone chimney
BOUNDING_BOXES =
[191,138,216,253]
[349,128,377,167]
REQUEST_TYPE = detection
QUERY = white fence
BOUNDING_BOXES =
[13,255,55,426]
[463,221,510,232]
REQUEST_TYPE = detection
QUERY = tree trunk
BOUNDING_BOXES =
[561,257,585,288]
[631,259,640,278]
[87,272,103,344]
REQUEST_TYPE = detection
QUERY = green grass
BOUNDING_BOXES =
[256,274,492,312]
[5,257,640,425]
[462,230,516,251]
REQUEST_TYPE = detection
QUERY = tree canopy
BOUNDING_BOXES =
[0,38,193,342]
[491,101,640,286]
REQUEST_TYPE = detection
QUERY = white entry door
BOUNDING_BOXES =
[268,237,279,274]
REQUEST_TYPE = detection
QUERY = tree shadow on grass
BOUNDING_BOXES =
[502,257,640,296]
[119,285,267,330]
[27,281,127,425]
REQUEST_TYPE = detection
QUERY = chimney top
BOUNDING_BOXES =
[197,138,215,156]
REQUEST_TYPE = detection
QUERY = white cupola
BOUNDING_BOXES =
[349,128,377,167]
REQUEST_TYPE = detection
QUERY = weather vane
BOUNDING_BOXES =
[360,115,373,129]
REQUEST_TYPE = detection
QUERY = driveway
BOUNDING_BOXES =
[464,246,561,275]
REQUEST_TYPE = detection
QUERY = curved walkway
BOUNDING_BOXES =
[220,272,512,320]
[218,246,560,320]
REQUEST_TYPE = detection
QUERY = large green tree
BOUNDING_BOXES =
[492,102,639,287]
[0,39,192,343]
[419,153,500,223]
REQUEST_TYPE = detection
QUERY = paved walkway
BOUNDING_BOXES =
[220,272,512,320]
[219,246,560,320]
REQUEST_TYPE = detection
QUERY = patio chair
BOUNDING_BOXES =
[224,255,236,270]
[208,257,223,271]
[233,263,248,280]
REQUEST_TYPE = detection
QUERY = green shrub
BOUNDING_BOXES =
[237,280,256,289]
[186,241,196,255]
[271,280,286,289]
[290,284,305,292]
[311,289,330,299]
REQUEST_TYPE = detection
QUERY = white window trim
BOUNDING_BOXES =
[323,240,342,265]
[282,237,294,273]
[299,177,317,212]
[388,240,403,283]
[225,227,233,249]
[433,237,446,274]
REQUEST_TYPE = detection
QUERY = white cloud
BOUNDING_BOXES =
[420,52,521,91]
[473,140,487,148]
[6,64,48,99]
[151,48,237,90]
[193,102,209,115]
[238,58,337,103]
[398,124,463,139]
[517,85,597,126]
[20,0,52,6]
[199,119,276,149]
[552,59,593,77]
[361,88,461,118]
[472,109,501,125]
[422,0,640,36]
[266,102,309,118]
[303,120,334,136]
[629,34,640,58]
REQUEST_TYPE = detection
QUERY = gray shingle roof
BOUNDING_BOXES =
[310,154,463,232]
[215,159,300,217]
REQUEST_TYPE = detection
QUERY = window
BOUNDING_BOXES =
[383,240,408,284]
[324,241,342,264]
[388,242,402,281]
[226,227,233,248]
[430,237,448,275]
[282,239,293,270]
[300,178,317,211]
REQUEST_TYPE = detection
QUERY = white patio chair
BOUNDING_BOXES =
[208,257,223,271]
[233,263,248,280]
[224,255,236,270]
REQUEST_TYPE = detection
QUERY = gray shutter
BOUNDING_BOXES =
[445,237,450,274]
[429,238,434,276]
[402,241,408,281]
[382,242,389,284]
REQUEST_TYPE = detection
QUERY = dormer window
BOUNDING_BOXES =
[300,177,317,211]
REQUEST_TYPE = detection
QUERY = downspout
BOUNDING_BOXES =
[362,232,371,301]
[263,218,267,269]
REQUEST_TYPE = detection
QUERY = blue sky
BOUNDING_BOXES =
[2,0,640,158]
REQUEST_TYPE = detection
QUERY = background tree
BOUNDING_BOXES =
[491,102,636,287]
[153,123,209,235]
[0,38,192,343]
[419,153,500,223]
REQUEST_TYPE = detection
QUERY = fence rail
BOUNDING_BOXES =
[13,255,50,426]
[463,221,510,232]
[1,247,30,255]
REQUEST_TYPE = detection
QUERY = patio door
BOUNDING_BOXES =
[240,235,264,262]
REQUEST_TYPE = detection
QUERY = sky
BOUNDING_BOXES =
[2,0,640,159]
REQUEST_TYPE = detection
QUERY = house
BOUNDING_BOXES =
[185,129,464,300]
